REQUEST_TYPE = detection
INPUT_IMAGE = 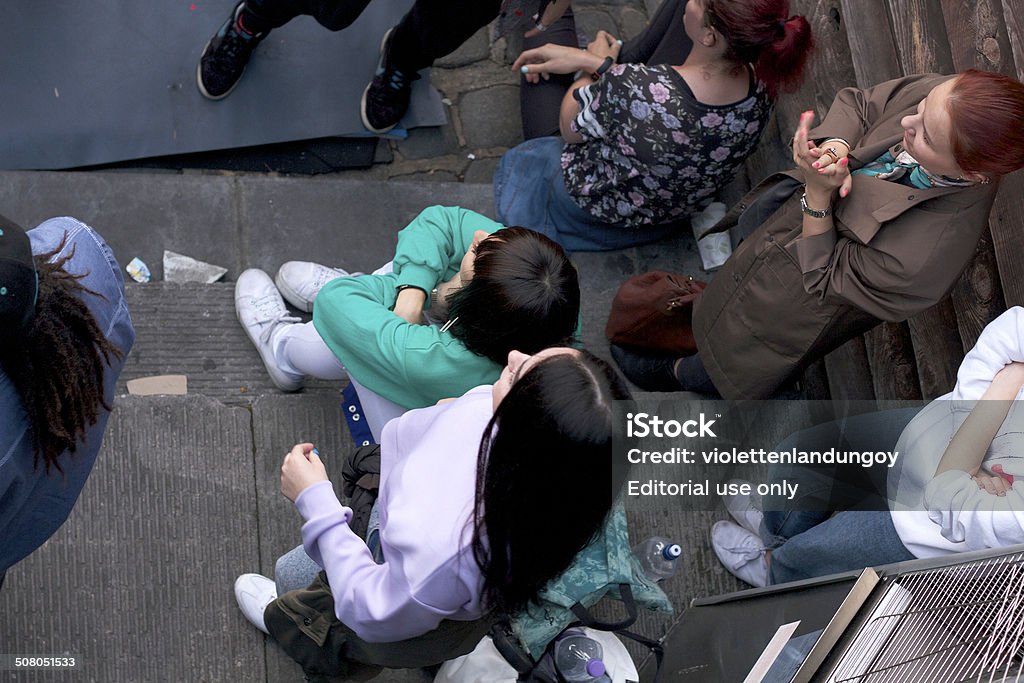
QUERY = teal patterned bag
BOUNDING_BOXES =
[503,499,673,661]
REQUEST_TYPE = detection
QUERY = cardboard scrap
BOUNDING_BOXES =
[126,375,188,396]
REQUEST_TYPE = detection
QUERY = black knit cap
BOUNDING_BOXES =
[0,213,38,337]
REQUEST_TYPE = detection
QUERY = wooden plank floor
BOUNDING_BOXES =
[740,0,1024,400]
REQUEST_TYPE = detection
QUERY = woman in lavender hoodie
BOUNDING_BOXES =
[233,347,631,679]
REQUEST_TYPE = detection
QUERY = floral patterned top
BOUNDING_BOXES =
[563,63,772,227]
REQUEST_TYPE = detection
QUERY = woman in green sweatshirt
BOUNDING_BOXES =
[235,205,581,438]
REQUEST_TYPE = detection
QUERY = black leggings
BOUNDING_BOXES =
[619,0,690,65]
[242,0,502,72]
[519,9,579,140]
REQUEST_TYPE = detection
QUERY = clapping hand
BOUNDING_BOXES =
[793,110,853,199]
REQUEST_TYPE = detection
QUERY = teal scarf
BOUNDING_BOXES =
[852,147,974,189]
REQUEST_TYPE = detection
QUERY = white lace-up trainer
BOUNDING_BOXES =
[721,478,764,535]
[711,521,770,587]
[235,269,304,391]
[234,573,277,634]
[274,261,350,313]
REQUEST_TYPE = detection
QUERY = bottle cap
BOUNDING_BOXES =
[586,659,606,677]
[662,543,682,560]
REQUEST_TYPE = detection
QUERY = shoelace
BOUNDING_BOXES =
[248,292,300,344]
[372,66,419,99]
[215,24,257,66]
[384,69,409,92]
[309,267,345,293]
[723,545,764,570]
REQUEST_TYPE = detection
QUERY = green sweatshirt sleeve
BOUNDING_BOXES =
[391,205,503,299]
[312,272,501,410]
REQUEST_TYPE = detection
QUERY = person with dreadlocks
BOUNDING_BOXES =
[0,215,134,589]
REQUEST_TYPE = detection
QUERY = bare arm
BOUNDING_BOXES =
[514,32,621,144]
[934,362,1024,478]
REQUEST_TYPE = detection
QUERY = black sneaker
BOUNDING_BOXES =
[360,28,420,134]
[197,2,266,100]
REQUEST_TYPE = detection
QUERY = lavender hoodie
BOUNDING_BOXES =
[294,385,493,642]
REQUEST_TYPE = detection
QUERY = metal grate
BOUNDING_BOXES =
[828,551,1024,683]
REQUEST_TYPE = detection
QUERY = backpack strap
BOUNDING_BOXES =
[489,620,537,677]
[569,583,638,631]
[569,584,666,683]
[616,629,665,683]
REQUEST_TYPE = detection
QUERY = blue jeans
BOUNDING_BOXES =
[274,501,384,595]
[768,510,915,584]
[760,408,922,584]
[494,136,682,252]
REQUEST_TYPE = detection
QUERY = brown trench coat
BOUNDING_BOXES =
[693,73,1000,399]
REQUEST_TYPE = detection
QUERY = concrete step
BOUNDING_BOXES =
[4,168,708,393]
[0,391,740,682]
[120,282,339,406]
[0,170,495,282]
[120,232,706,407]
[0,393,438,682]
[2,168,738,681]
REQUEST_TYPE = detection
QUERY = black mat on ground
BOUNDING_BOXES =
[89,136,379,173]
[2,1,445,170]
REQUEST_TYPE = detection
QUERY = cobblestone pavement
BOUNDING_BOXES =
[338,0,658,183]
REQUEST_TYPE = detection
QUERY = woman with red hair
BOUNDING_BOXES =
[613,70,1024,400]
[494,0,813,251]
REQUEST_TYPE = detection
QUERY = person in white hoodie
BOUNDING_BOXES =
[714,306,1024,586]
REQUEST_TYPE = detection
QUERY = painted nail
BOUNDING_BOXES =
[520,65,529,73]
[812,162,820,168]
[617,39,623,45]
[312,448,320,456]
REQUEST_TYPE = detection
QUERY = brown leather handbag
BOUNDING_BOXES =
[605,271,707,355]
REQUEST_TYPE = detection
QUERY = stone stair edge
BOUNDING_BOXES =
[0,168,494,188]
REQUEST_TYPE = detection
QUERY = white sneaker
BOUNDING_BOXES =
[711,521,769,588]
[235,269,304,392]
[721,478,763,535]
[234,573,277,634]
[275,261,349,313]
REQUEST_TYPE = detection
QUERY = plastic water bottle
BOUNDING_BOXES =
[633,536,682,582]
[554,630,612,682]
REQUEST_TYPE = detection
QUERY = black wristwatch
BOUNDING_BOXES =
[800,192,832,219]
[590,56,615,81]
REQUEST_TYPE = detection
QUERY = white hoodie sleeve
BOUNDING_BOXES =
[924,469,1024,549]
[953,307,1024,401]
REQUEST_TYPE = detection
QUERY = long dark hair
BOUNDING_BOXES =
[471,350,632,614]
[705,0,813,97]
[446,228,580,365]
[0,235,122,473]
